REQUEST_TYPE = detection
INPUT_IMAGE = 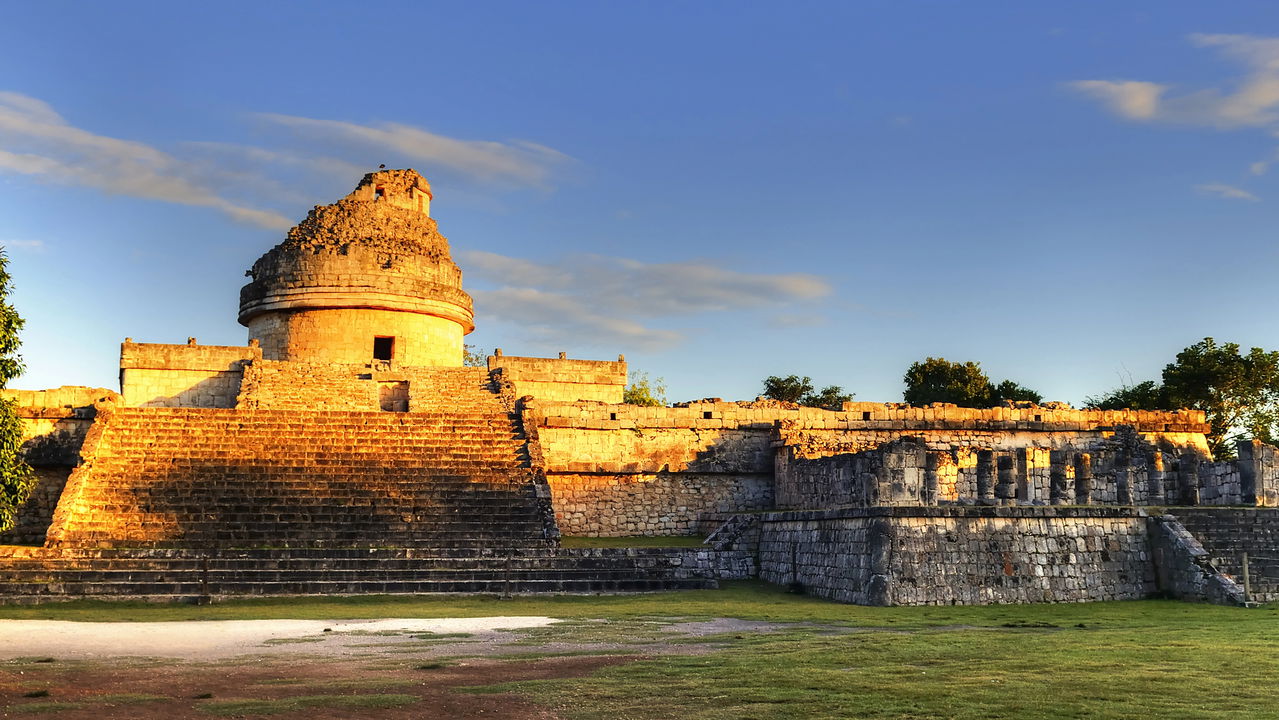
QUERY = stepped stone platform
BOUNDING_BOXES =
[0,362,750,603]
[46,367,557,550]
[1170,508,1279,602]
[0,546,742,604]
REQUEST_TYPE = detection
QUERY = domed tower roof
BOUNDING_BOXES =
[238,169,474,366]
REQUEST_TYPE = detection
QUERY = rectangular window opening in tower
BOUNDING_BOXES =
[373,336,395,361]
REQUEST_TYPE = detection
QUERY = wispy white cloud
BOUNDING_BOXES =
[0,91,572,231]
[1069,34,1279,195]
[461,250,830,352]
[1069,34,1279,128]
[1068,80,1166,121]
[1195,182,1260,201]
[258,113,570,187]
[0,93,292,229]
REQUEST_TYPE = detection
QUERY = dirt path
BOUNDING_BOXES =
[0,617,560,660]
[0,616,810,718]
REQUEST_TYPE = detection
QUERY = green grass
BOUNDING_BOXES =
[10,701,84,714]
[476,621,1279,719]
[8,694,167,715]
[197,693,419,715]
[560,535,706,548]
[1,582,1276,719]
[0,581,1271,630]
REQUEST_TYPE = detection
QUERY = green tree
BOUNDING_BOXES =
[761,375,853,410]
[462,344,486,367]
[1084,338,1279,458]
[1164,338,1279,458]
[988,379,1043,405]
[0,249,30,533]
[623,371,667,406]
[902,357,1042,407]
[1084,380,1168,411]
[762,375,813,404]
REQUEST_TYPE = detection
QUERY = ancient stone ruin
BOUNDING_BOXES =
[1,169,1275,606]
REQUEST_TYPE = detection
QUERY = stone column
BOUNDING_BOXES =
[996,455,1016,505]
[1115,449,1133,506]
[1238,440,1260,506]
[1147,451,1166,505]
[923,452,940,506]
[1015,448,1032,503]
[1074,452,1093,505]
[976,450,996,505]
[1049,450,1069,505]
[1178,453,1200,506]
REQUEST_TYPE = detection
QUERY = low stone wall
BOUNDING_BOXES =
[120,341,260,408]
[489,354,626,404]
[548,472,772,536]
[757,507,1157,606]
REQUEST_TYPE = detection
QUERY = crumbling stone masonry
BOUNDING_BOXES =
[1,168,1276,606]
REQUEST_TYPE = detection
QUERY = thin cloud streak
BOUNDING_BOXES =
[1195,182,1260,201]
[259,113,570,187]
[462,250,830,352]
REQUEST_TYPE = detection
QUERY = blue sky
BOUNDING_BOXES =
[2,2,1278,405]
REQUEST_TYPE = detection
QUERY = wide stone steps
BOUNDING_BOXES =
[0,548,718,603]
[49,401,553,548]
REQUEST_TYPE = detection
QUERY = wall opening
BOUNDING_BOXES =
[379,381,409,412]
[373,336,395,361]
[374,186,385,199]
[863,411,872,421]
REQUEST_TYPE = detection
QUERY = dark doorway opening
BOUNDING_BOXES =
[373,336,394,361]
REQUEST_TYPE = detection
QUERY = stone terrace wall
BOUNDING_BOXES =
[530,400,1214,535]
[757,507,1156,606]
[550,472,772,536]
[236,360,379,410]
[120,341,261,408]
[0,386,117,545]
[489,353,626,404]
[528,400,784,536]
[236,362,496,412]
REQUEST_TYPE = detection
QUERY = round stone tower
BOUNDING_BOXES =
[238,169,474,366]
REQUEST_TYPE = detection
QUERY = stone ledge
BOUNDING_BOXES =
[759,505,1148,522]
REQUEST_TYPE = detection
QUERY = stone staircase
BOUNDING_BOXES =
[0,546,719,604]
[1173,508,1279,602]
[0,366,742,603]
[44,367,556,549]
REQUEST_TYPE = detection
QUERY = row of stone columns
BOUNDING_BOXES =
[920,447,1204,506]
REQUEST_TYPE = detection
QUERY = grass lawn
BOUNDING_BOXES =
[1,582,1276,719]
